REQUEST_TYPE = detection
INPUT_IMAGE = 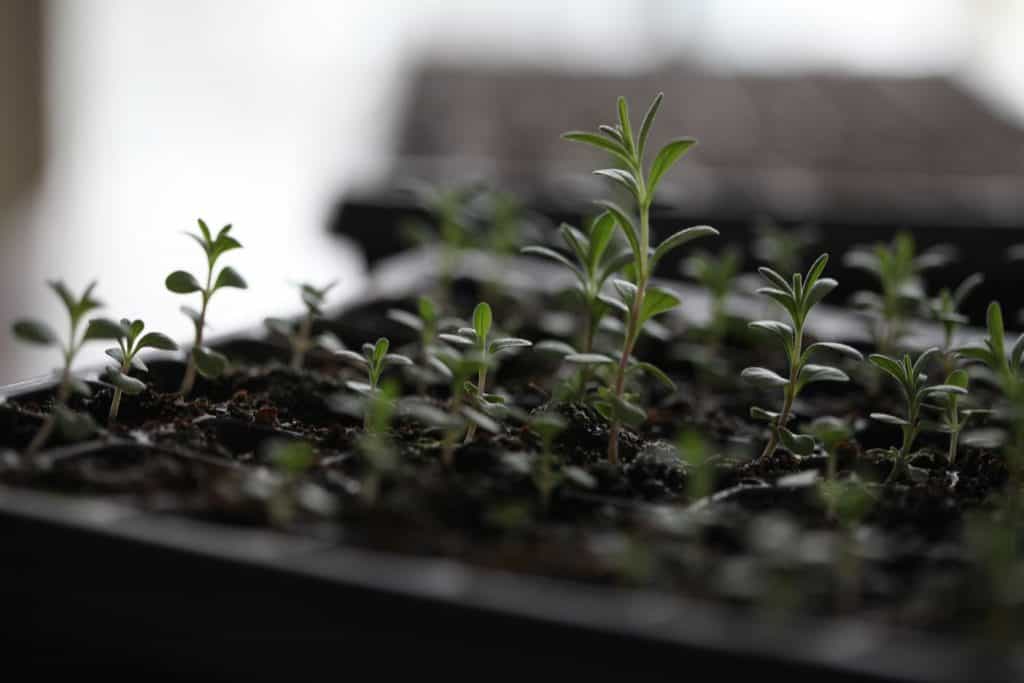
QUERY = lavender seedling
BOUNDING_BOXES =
[99,318,177,422]
[927,273,983,372]
[522,212,631,356]
[869,348,966,483]
[439,302,531,442]
[845,232,955,354]
[166,219,247,397]
[743,254,863,459]
[336,337,412,430]
[807,416,853,519]
[564,92,718,463]
[265,281,340,370]
[12,281,123,453]
[923,369,988,465]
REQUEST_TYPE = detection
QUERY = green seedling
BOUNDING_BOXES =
[752,216,819,276]
[958,301,1024,395]
[682,246,742,343]
[529,411,567,509]
[423,345,500,467]
[166,219,247,397]
[868,347,966,483]
[358,380,399,504]
[564,92,718,463]
[923,369,989,465]
[743,254,863,460]
[522,212,631,355]
[927,273,983,372]
[387,296,442,353]
[807,416,854,519]
[438,302,531,442]
[845,232,955,354]
[98,318,177,422]
[336,338,412,430]
[261,439,335,525]
[265,281,340,370]
[12,281,124,453]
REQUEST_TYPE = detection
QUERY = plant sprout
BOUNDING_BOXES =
[425,344,500,467]
[564,92,718,463]
[522,212,631,355]
[529,411,567,509]
[845,232,955,354]
[743,254,863,459]
[336,338,412,430]
[958,302,1024,395]
[358,380,400,504]
[923,369,988,465]
[12,281,124,454]
[387,296,442,354]
[927,273,983,371]
[438,302,531,442]
[264,281,339,370]
[868,348,966,483]
[807,416,853,519]
[682,246,742,343]
[166,219,247,397]
[99,318,178,422]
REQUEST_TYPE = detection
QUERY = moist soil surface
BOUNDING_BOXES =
[0,280,1014,642]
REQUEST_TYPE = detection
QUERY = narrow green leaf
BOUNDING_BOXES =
[798,364,849,386]
[638,286,681,326]
[336,349,369,366]
[534,340,577,356]
[137,331,178,351]
[987,301,1006,363]
[383,352,413,367]
[636,92,663,160]
[489,337,532,354]
[757,267,792,293]
[741,366,789,388]
[48,280,77,316]
[84,317,127,341]
[521,245,582,278]
[750,406,780,422]
[869,354,907,384]
[559,223,590,265]
[871,412,910,427]
[12,319,57,346]
[804,253,829,287]
[617,95,635,154]
[565,352,615,365]
[803,277,837,311]
[651,225,718,268]
[647,138,696,196]
[472,302,492,342]
[562,131,633,169]
[801,342,863,363]
[594,168,641,199]
[632,361,675,390]
[104,368,146,395]
[748,320,794,346]
[594,200,640,260]
[587,212,616,272]
[197,218,211,242]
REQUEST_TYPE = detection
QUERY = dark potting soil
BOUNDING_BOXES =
[0,285,1013,641]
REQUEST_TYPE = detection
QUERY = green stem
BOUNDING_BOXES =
[108,358,131,423]
[179,269,213,397]
[607,279,645,465]
[464,365,487,443]
[760,326,803,461]
[290,312,314,370]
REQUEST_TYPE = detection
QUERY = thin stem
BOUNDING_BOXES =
[760,325,803,461]
[290,312,314,370]
[179,268,213,397]
[464,365,487,443]
[607,279,645,465]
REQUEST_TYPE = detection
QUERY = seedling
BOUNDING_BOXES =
[743,254,863,459]
[564,92,718,463]
[262,439,336,525]
[958,301,1024,395]
[682,246,742,343]
[98,318,178,422]
[522,212,631,354]
[12,281,124,453]
[868,348,966,483]
[923,369,988,465]
[166,219,247,397]
[358,380,400,504]
[438,302,531,442]
[807,416,853,519]
[264,281,339,370]
[845,232,955,353]
[336,337,412,429]
[927,273,983,371]
[387,296,442,353]
[423,345,500,467]
[529,411,567,509]
[752,216,819,276]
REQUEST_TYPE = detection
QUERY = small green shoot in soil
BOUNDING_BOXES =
[12,281,124,453]
[438,302,531,443]
[743,254,862,459]
[166,219,247,397]
[563,92,718,463]
[336,337,412,429]
[264,281,340,370]
[923,369,988,465]
[869,348,966,483]
[99,318,177,422]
